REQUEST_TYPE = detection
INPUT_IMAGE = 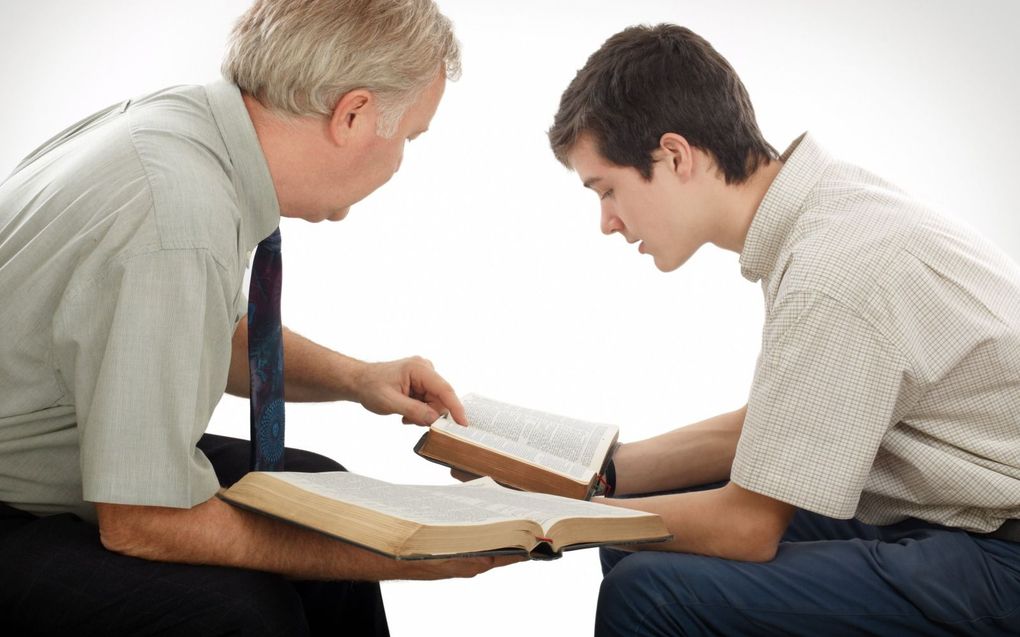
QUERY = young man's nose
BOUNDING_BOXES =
[601,208,622,235]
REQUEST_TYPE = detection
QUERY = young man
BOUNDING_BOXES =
[0,1,517,635]
[549,24,1020,635]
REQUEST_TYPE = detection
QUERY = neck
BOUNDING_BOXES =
[243,94,335,218]
[713,158,784,254]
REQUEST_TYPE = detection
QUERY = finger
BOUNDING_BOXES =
[414,369,466,425]
[469,555,526,573]
[443,391,468,426]
[391,393,439,426]
[446,556,510,577]
[427,554,526,579]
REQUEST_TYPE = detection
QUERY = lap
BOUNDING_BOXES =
[198,432,347,486]
[0,436,387,637]
[0,505,308,636]
[598,512,1020,636]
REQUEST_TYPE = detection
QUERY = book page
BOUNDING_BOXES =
[453,477,653,532]
[272,472,646,531]
[432,395,618,479]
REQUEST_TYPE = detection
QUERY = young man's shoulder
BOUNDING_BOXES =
[778,169,932,304]
[777,162,1020,359]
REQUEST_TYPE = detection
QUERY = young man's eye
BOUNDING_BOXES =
[600,189,614,201]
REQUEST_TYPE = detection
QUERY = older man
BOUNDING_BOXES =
[0,1,515,635]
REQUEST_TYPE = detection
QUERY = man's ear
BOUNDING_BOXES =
[658,133,694,180]
[328,89,375,146]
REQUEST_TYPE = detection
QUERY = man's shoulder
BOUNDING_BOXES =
[126,84,234,194]
[122,86,243,254]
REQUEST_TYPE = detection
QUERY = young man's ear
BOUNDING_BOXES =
[658,133,694,179]
[328,89,375,146]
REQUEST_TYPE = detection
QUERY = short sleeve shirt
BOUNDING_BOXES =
[0,81,280,523]
[732,133,1020,532]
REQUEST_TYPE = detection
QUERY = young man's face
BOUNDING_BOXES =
[567,135,714,272]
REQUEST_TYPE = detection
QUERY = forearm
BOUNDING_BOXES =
[602,482,794,562]
[96,497,503,582]
[227,318,465,424]
[98,497,403,580]
[227,319,366,402]
[613,405,745,496]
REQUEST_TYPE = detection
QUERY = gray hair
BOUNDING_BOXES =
[222,0,461,137]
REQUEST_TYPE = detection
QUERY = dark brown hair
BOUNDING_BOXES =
[548,24,777,184]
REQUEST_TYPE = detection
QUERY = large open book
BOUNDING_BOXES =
[219,472,669,560]
[414,394,619,500]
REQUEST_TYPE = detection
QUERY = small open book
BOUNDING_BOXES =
[415,394,619,500]
[219,471,669,560]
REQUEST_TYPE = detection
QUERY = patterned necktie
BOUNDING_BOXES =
[248,227,285,471]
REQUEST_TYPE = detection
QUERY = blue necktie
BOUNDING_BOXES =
[248,227,285,471]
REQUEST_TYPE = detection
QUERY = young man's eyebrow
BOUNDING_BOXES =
[582,177,602,189]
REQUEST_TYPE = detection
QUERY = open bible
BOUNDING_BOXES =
[219,471,669,560]
[414,394,619,500]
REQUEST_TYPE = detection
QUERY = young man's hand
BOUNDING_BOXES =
[352,356,467,426]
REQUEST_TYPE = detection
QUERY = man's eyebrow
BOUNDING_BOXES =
[582,176,602,189]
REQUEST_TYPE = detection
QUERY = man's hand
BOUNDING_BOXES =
[352,356,467,426]
[399,554,525,580]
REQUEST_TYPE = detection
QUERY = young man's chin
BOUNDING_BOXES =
[652,251,691,273]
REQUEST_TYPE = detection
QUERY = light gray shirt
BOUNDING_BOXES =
[0,81,280,523]
[732,133,1020,533]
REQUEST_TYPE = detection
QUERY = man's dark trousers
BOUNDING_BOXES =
[0,434,389,636]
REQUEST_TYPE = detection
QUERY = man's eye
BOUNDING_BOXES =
[600,189,614,201]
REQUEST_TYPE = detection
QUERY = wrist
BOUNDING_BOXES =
[338,356,371,403]
[604,457,617,497]
[598,441,622,498]
[607,441,632,496]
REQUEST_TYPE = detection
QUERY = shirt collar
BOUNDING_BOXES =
[739,132,832,282]
[204,80,281,251]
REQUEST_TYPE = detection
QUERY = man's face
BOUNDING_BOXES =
[566,135,712,272]
[320,72,446,222]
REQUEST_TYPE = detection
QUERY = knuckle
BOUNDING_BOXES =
[411,355,434,370]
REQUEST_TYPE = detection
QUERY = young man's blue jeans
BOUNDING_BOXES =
[597,500,1020,635]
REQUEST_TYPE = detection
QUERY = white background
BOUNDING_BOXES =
[2,1,1018,635]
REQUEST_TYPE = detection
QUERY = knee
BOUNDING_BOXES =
[595,552,705,637]
[600,546,630,576]
[200,570,310,636]
[596,552,667,636]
